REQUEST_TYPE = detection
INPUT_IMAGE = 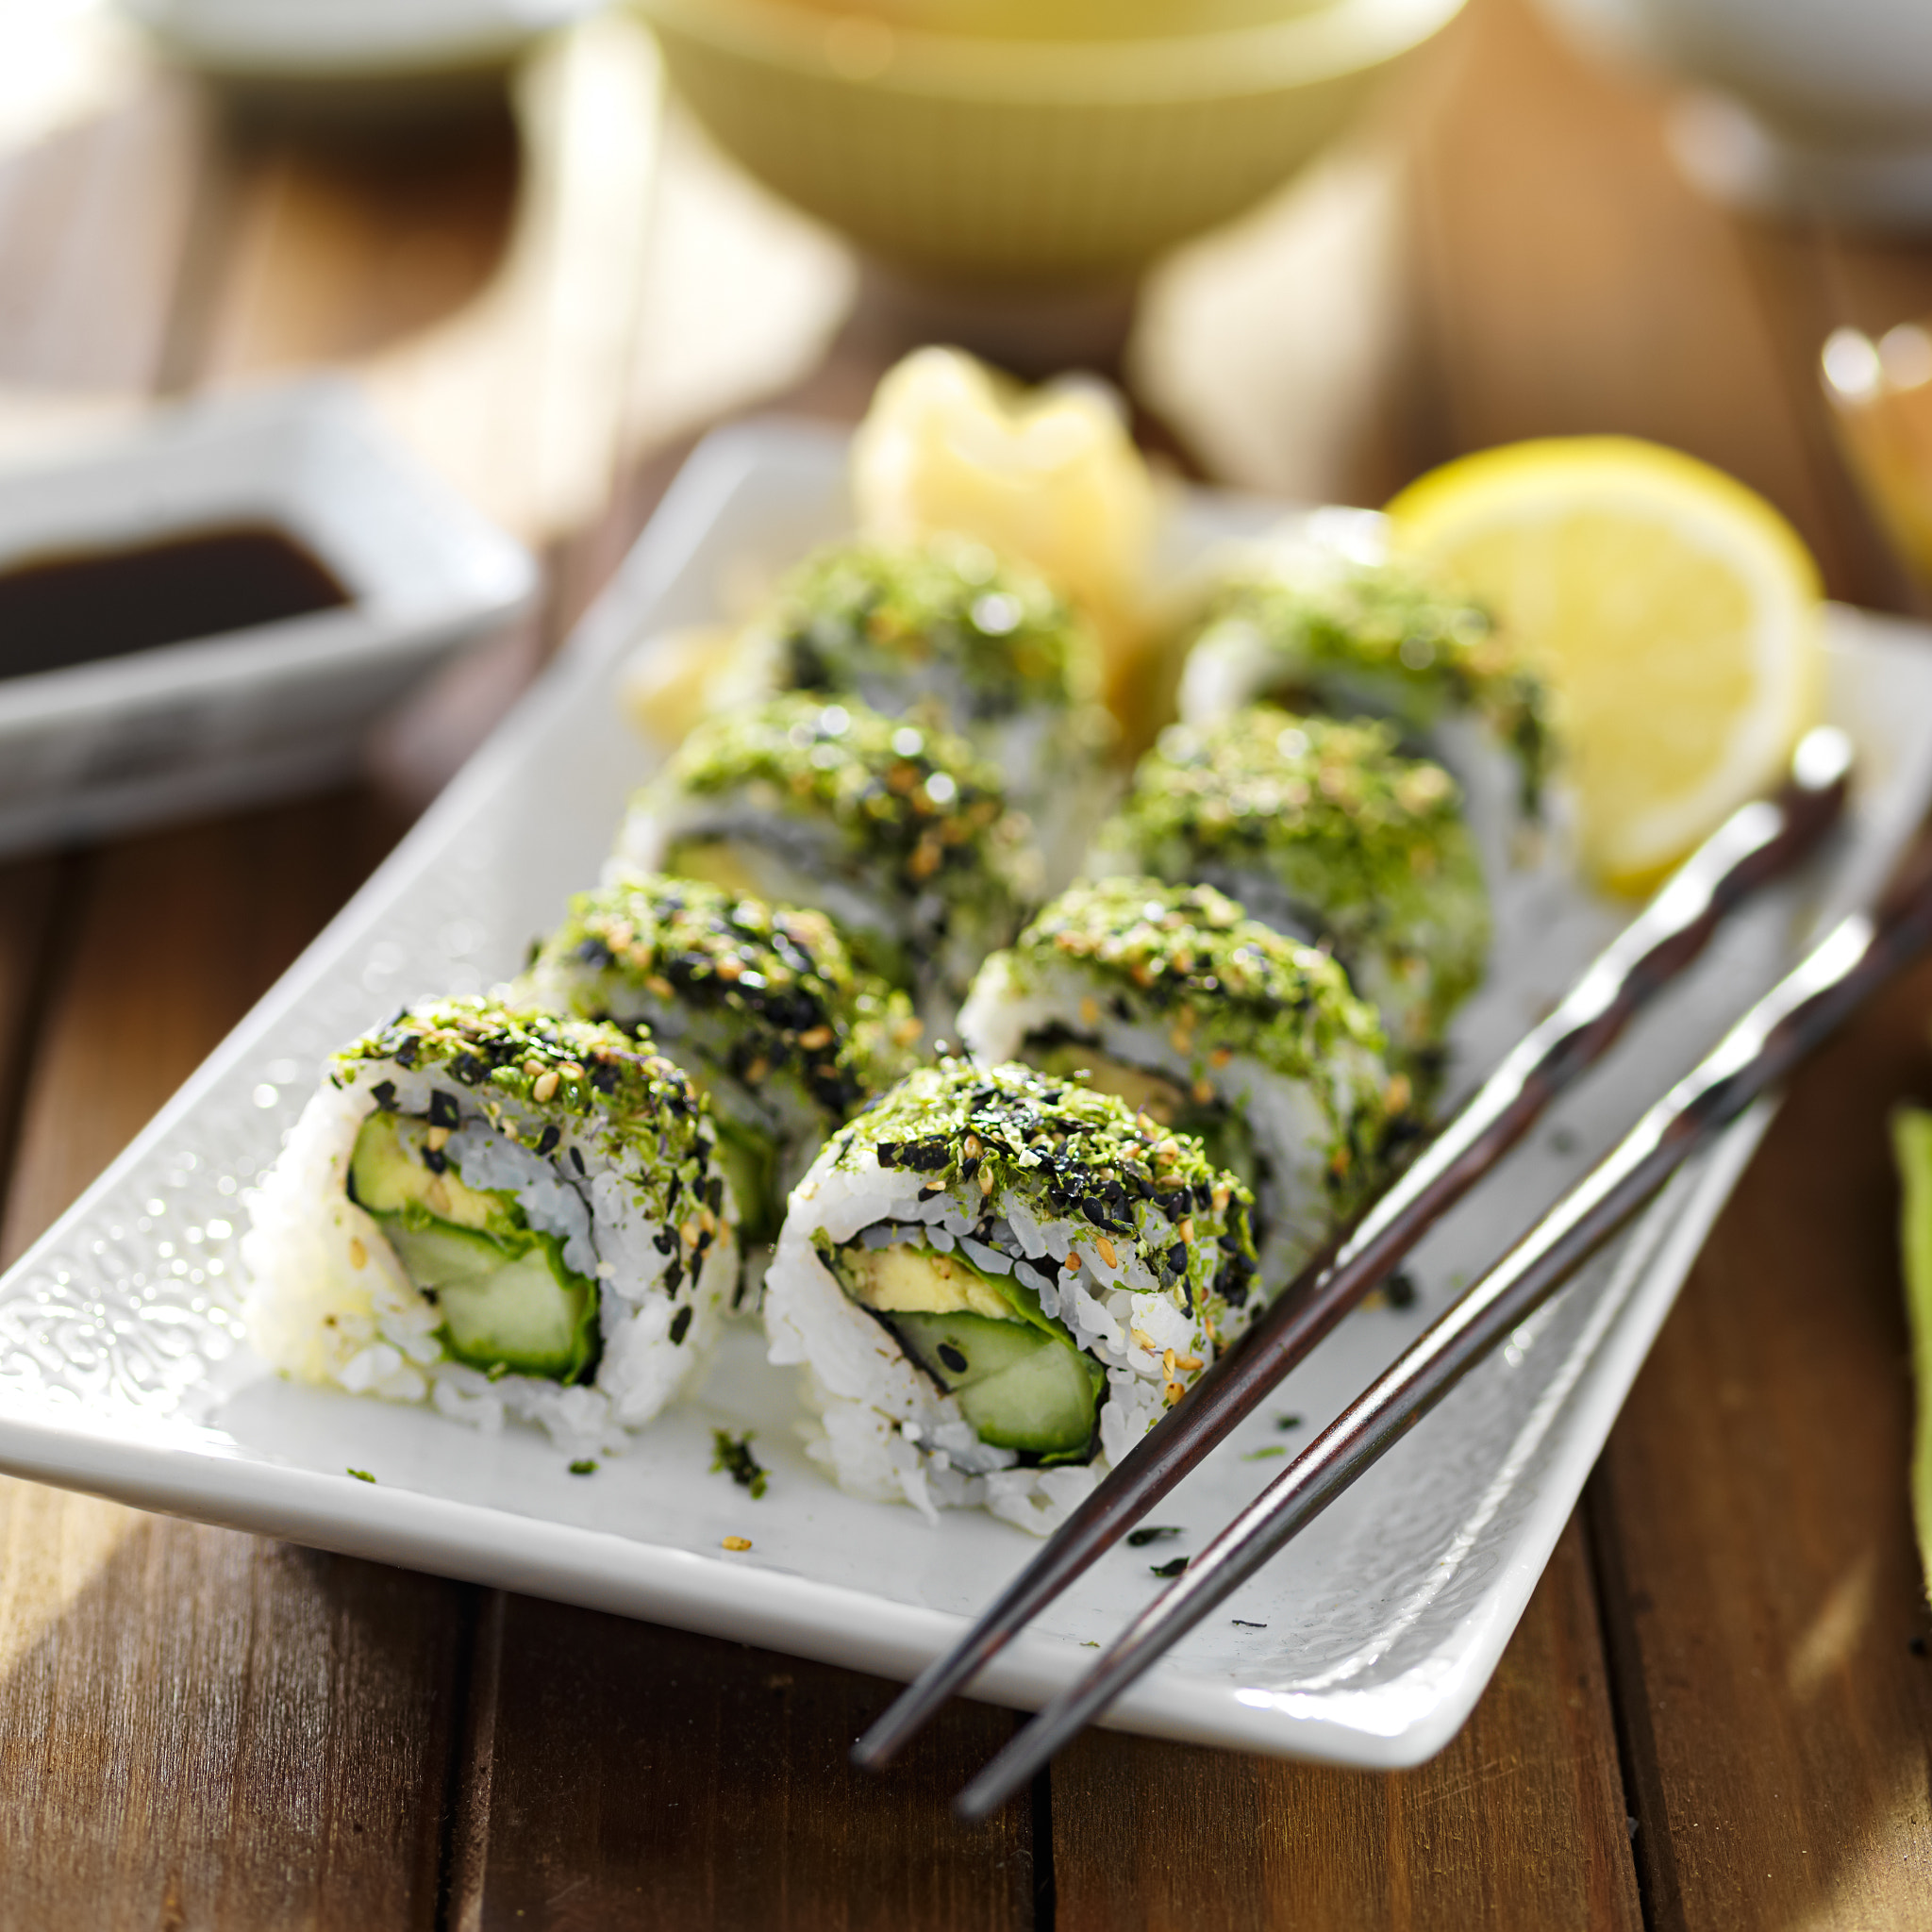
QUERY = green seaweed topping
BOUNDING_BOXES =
[1115,708,1468,878]
[1098,707,1491,1046]
[999,878,1389,1080]
[532,875,924,1120]
[1191,556,1555,813]
[764,534,1103,721]
[824,1058,1258,1326]
[332,994,725,1237]
[657,693,1038,912]
[986,877,1407,1209]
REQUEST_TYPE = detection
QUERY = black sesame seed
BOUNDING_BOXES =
[938,1342,969,1374]
[669,1305,692,1344]
[536,1124,561,1157]
[1167,1241,1189,1274]
[569,1147,587,1176]
[653,1229,675,1256]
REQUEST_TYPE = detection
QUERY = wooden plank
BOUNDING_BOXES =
[1,793,407,1265]
[446,1595,1035,1932]
[0,1483,472,1931]
[0,791,473,1931]
[1051,1516,1641,1932]
[1589,950,1932,1932]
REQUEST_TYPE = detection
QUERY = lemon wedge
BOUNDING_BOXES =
[1384,437,1824,889]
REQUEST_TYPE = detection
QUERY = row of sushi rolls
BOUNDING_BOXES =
[242,349,1562,1537]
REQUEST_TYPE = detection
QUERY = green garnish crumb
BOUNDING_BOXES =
[1243,1445,1289,1460]
[1151,1556,1190,1579]
[1190,556,1554,814]
[711,1429,769,1500]
[568,1459,598,1476]
[347,1469,375,1484]
[1275,1413,1304,1431]
[1125,1525,1184,1548]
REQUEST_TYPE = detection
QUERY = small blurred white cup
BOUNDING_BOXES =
[1530,0,1932,227]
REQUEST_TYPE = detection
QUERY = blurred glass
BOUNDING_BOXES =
[1824,320,1932,591]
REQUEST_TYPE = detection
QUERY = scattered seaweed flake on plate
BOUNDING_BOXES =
[1275,1411,1304,1430]
[347,1468,375,1483]
[1091,706,1491,1070]
[1151,1556,1190,1578]
[569,1458,598,1475]
[764,1057,1253,1538]
[1125,1524,1184,1547]
[242,995,738,1461]
[609,693,1041,1033]
[711,1428,769,1499]
[1244,1444,1289,1460]
[960,875,1417,1318]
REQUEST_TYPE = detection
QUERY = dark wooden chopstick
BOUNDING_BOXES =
[956,825,1932,1821]
[854,727,1853,1774]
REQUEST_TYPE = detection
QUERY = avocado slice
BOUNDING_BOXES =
[349,1111,600,1384]
[349,1109,518,1239]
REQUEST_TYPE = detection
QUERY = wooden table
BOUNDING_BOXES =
[4,2,1932,1925]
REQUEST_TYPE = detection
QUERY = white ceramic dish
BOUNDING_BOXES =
[120,0,597,79]
[0,379,538,859]
[1,420,1928,1770]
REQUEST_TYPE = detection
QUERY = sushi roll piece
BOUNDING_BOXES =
[1090,706,1491,1069]
[242,996,736,1457]
[958,878,1407,1291]
[611,693,1040,1033]
[524,874,924,1246]
[1176,544,1557,886]
[764,1058,1256,1536]
[747,534,1115,879]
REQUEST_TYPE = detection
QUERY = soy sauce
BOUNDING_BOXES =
[0,525,352,680]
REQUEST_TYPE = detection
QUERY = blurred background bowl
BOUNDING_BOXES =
[631,0,1466,287]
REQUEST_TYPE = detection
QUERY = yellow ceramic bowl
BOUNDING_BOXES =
[632,0,1466,283]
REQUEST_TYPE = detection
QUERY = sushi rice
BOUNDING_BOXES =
[764,1058,1255,1536]
[242,997,737,1458]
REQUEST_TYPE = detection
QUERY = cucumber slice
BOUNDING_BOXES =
[956,1343,1103,1459]
[380,1216,600,1383]
[887,1309,1101,1459]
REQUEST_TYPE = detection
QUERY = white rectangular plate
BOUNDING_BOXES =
[2,420,1928,1770]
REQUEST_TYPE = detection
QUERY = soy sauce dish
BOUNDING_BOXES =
[0,379,537,858]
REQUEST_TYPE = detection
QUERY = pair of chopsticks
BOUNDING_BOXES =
[855,724,1913,1814]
